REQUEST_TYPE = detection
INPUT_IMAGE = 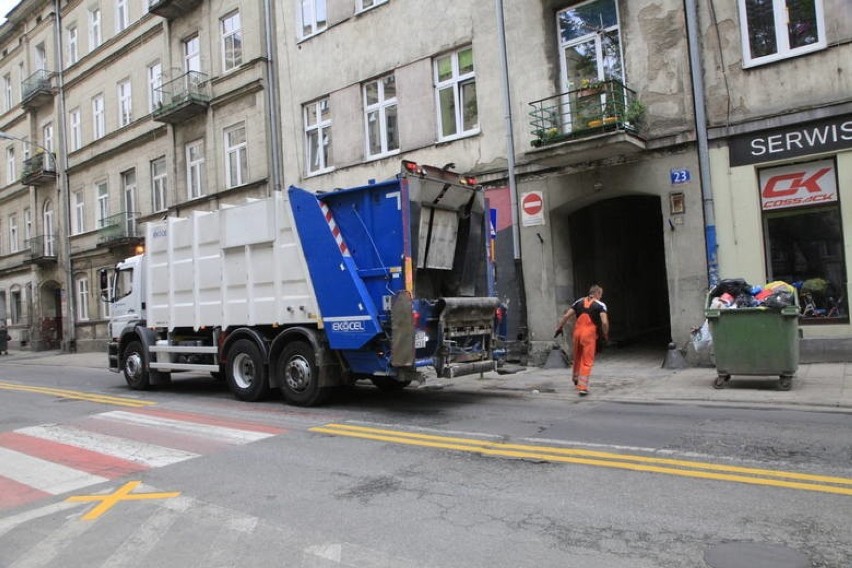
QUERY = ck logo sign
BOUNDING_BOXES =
[759,160,837,211]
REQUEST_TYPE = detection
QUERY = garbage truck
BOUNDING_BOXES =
[100,161,499,406]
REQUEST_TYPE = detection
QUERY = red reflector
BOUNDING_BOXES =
[412,311,420,327]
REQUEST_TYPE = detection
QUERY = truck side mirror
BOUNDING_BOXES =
[98,268,111,302]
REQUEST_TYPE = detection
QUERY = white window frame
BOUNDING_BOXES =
[3,74,12,112]
[42,122,54,153]
[184,34,200,73]
[186,139,205,199]
[96,181,109,228]
[92,94,105,139]
[5,147,14,184]
[221,11,242,72]
[148,62,163,112]
[9,213,18,253]
[43,201,55,256]
[35,43,47,71]
[67,25,78,64]
[151,157,167,212]
[357,0,387,12]
[304,97,332,175]
[738,0,827,68]
[118,80,133,127]
[434,46,478,141]
[363,74,399,159]
[89,8,102,50]
[224,123,247,188]
[73,191,85,235]
[298,0,327,39]
[116,0,129,33]
[23,208,31,243]
[122,168,137,237]
[69,108,82,151]
[76,275,90,321]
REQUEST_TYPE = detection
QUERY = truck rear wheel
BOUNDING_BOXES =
[123,340,150,390]
[278,341,329,406]
[226,339,269,402]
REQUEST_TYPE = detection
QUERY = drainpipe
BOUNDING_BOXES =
[495,0,529,344]
[685,0,718,287]
[262,0,285,193]
[54,0,76,351]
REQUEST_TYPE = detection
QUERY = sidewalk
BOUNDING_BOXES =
[1,347,850,412]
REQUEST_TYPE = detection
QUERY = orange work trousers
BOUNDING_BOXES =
[572,322,598,378]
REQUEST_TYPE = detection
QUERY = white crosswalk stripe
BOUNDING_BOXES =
[0,447,108,495]
[92,410,276,443]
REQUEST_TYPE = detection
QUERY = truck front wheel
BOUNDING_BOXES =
[278,341,329,406]
[226,339,269,402]
[123,340,150,390]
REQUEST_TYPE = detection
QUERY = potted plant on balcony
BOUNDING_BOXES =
[578,78,604,98]
[624,99,646,130]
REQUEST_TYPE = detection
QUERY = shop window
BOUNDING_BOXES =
[761,159,846,323]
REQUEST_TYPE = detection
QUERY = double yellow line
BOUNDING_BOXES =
[0,380,155,408]
[311,423,852,496]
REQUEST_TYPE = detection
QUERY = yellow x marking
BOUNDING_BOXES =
[0,381,155,408]
[66,481,180,520]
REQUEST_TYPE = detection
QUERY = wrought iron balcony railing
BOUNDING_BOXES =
[148,0,203,20]
[98,211,142,246]
[24,234,57,264]
[22,152,57,186]
[528,79,644,148]
[152,71,211,123]
[21,69,56,108]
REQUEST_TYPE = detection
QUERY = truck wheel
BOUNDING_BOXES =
[778,375,793,391]
[226,339,269,402]
[278,341,329,406]
[712,374,730,389]
[123,340,150,390]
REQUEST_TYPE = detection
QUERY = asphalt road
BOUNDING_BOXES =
[1,362,850,568]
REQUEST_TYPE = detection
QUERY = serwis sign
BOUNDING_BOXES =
[729,115,852,166]
[759,159,837,211]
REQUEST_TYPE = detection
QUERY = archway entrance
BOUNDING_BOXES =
[37,281,62,350]
[568,195,671,347]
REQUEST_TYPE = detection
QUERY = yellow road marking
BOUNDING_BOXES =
[0,381,155,408]
[311,423,852,497]
[66,481,180,520]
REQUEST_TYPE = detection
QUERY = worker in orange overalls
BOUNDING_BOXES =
[554,284,609,396]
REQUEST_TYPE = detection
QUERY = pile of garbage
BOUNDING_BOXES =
[708,278,796,311]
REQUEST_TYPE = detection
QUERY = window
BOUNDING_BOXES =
[357,0,388,11]
[761,159,847,323]
[10,288,21,325]
[23,208,31,243]
[9,214,17,253]
[122,169,137,237]
[43,201,55,256]
[184,35,200,73]
[434,46,478,140]
[116,0,129,33]
[739,0,826,67]
[96,181,109,228]
[69,108,82,151]
[304,98,332,174]
[364,74,398,158]
[76,275,90,321]
[148,62,162,112]
[67,25,78,64]
[221,11,242,71]
[73,191,85,234]
[186,139,205,199]
[151,157,167,212]
[118,80,132,127]
[89,8,102,50]
[5,147,14,184]
[42,122,53,152]
[3,74,11,112]
[299,0,327,38]
[35,44,46,71]
[224,123,247,188]
[92,94,105,139]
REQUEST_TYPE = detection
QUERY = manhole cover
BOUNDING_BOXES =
[704,542,809,568]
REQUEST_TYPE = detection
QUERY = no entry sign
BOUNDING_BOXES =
[521,191,545,227]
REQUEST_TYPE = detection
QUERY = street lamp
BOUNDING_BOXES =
[0,129,76,352]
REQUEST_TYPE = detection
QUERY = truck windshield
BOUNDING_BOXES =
[114,268,134,300]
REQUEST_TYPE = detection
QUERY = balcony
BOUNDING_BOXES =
[24,235,57,266]
[21,69,56,110]
[152,71,211,124]
[527,79,646,166]
[148,0,203,20]
[98,211,143,248]
[22,152,57,186]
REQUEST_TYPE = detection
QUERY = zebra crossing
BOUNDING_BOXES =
[0,407,287,512]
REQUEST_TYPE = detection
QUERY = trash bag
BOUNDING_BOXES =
[709,278,752,300]
[763,290,794,310]
[690,320,713,357]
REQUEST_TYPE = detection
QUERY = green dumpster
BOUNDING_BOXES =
[704,291,800,391]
